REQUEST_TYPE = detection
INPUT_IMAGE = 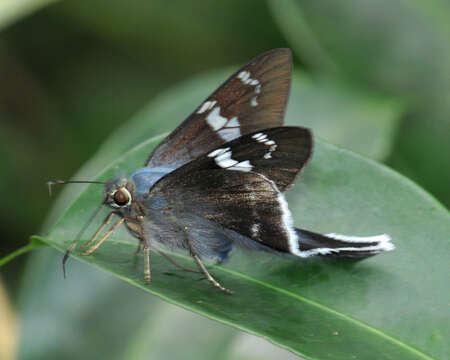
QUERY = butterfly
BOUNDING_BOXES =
[51,49,394,294]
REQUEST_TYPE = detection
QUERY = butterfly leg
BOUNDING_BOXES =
[142,237,151,284]
[80,217,124,256]
[191,252,233,294]
[185,233,232,294]
[137,218,152,284]
[158,251,202,273]
[135,239,144,255]
[81,212,116,249]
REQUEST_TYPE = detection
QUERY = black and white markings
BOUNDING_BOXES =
[196,100,217,114]
[196,102,241,141]
[275,187,300,255]
[193,70,263,142]
[237,70,261,107]
[252,132,278,159]
[244,173,395,258]
[146,49,291,169]
[135,50,394,294]
[208,147,253,172]
[250,173,300,255]
[251,223,260,238]
[293,230,394,258]
[295,232,395,258]
[323,233,395,254]
[206,107,239,132]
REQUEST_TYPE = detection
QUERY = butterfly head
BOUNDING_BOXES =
[104,177,134,209]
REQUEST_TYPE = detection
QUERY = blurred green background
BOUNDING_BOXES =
[0,1,449,359]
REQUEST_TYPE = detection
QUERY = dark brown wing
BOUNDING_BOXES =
[170,126,312,192]
[149,167,297,256]
[146,127,312,258]
[146,48,292,169]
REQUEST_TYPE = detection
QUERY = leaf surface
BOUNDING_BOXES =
[34,135,448,360]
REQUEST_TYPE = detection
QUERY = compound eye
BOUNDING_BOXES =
[113,188,131,207]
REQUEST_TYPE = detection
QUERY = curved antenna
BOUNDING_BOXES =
[47,180,105,196]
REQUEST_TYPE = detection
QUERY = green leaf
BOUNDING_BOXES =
[286,73,403,160]
[17,247,240,360]
[269,0,450,107]
[27,66,442,359]
[34,132,449,359]
[0,237,46,268]
[269,0,450,205]
[0,0,57,30]
[51,0,282,75]
[17,248,156,360]
[18,251,296,360]
[387,111,450,207]
[121,301,237,360]
[20,69,399,359]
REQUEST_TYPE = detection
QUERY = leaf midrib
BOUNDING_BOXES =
[36,235,435,360]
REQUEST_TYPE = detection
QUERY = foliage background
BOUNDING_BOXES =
[0,1,449,359]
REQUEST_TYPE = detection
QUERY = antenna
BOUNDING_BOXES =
[47,180,105,196]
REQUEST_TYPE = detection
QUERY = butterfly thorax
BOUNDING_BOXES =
[130,166,177,195]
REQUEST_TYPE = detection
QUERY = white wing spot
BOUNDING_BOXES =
[231,160,252,169]
[205,107,241,140]
[237,71,250,82]
[254,133,268,142]
[210,148,253,172]
[252,132,278,159]
[226,116,239,128]
[251,223,260,237]
[215,151,238,168]
[197,100,217,114]
[237,71,261,107]
[206,107,228,131]
[208,147,230,158]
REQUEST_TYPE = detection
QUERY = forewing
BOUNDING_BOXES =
[167,126,312,192]
[146,48,292,168]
